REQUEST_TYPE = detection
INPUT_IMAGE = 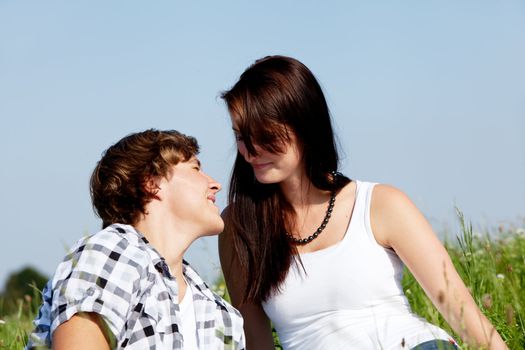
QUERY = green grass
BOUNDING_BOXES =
[403,213,524,349]
[0,292,39,349]
[2,217,523,349]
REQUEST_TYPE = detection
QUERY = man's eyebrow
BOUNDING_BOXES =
[190,158,201,167]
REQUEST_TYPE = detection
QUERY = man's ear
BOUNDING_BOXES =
[143,176,161,200]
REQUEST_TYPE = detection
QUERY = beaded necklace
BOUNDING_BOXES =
[286,191,336,245]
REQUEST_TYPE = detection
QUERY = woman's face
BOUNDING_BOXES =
[231,118,304,185]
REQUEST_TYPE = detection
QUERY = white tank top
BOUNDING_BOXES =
[262,181,454,350]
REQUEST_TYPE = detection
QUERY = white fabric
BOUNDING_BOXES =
[262,181,454,350]
[179,281,198,349]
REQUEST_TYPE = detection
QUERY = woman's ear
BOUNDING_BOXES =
[143,176,161,200]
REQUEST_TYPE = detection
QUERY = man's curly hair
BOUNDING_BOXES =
[90,129,199,228]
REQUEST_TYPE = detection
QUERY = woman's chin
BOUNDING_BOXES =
[254,173,281,184]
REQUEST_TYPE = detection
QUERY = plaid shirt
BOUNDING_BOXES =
[26,224,245,349]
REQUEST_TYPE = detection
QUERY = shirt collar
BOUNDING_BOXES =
[109,224,224,306]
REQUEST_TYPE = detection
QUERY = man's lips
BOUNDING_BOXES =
[207,195,216,203]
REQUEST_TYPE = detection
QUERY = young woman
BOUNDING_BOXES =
[26,129,245,349]
[218,56,507,350]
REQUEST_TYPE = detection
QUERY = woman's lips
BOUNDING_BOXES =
[251,162,272,170]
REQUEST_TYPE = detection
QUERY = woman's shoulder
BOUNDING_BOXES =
[370,183,410,206]
[369,183,425,246]
[336,178,358,198]
[219,206,235,242]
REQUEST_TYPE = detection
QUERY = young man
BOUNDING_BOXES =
[26,129,245,349]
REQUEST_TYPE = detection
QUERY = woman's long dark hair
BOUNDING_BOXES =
[222,55,350,303]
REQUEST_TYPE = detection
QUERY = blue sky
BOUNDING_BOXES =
[1,1,524,287]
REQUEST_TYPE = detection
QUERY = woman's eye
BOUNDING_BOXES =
[235,134,243,142]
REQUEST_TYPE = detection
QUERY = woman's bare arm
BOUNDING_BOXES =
[219,217,275,350]
[371,184,507,349]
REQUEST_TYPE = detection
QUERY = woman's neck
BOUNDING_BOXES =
[280,174,329,208]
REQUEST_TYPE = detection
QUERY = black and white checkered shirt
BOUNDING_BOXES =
[26,224,245,349]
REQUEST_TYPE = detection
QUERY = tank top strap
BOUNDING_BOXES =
[351,180,379,245]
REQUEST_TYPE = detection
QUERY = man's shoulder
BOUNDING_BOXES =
[57,224,151,279]
[71,224,145,254]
